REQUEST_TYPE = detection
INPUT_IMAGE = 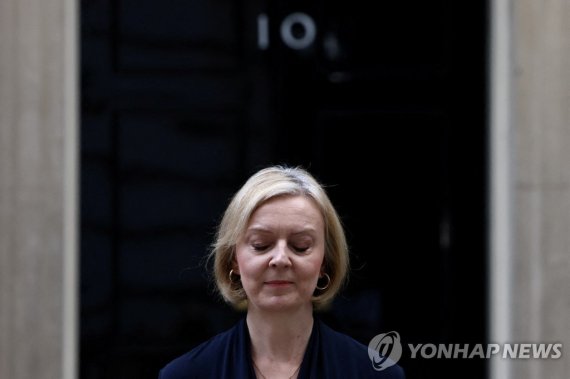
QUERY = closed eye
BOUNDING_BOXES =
[292,246,310,253]
[252,244,270,252]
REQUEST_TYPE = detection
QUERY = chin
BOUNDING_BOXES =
[256,296,310,312]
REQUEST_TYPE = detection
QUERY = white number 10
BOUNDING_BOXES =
[257,12,317,50]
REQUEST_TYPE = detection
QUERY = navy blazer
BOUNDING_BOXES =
[159,317,405,378]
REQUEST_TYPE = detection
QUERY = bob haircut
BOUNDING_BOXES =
[210,165,349,310]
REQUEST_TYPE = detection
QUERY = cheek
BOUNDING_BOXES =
[234,244,250,269]
[299,254,325,279]
[235,249,264,277]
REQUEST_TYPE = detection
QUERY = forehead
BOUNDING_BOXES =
[246,195,324,232]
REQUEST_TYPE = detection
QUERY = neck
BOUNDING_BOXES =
[246,305,314,363]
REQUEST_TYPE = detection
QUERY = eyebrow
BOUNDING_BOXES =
[245,226,318,235]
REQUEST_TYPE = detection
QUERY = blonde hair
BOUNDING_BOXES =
[210,165,349,310]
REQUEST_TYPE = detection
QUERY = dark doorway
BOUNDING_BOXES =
[81,1,487,378]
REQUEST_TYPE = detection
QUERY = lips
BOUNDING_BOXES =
[264,280,293,286]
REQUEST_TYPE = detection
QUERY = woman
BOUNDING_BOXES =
[159,166,405,378]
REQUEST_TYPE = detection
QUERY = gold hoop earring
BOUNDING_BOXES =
[316,273,331,291]
[229,269,241,284]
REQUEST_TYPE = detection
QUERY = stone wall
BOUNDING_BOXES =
[0,0,77,378]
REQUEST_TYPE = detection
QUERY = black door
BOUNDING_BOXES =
[81,1,487,378]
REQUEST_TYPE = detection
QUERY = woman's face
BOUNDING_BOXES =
[234,195,325,312]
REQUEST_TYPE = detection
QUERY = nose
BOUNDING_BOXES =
[269,241,292,268]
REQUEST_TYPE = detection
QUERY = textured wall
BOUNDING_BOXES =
[511,0,570,377]
[0,0,77,378]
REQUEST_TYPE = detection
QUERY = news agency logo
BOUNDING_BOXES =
[367,331,403,371]
[367,330,563,371]
[407,342,563,359]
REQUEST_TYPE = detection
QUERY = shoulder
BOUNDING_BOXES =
[158,322,241,379]
[317,321,406,379]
